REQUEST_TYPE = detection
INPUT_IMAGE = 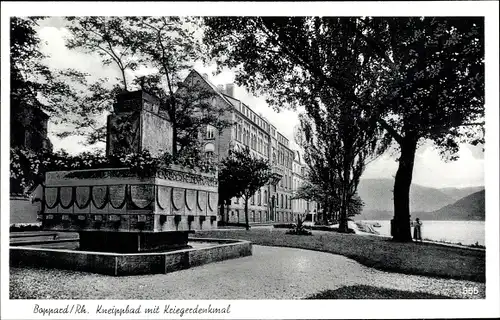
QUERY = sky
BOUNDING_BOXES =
[35,17,484,189]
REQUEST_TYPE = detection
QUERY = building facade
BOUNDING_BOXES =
[292,151,318,222]
[183,69,312,224]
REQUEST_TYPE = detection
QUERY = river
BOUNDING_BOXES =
[360,220,485,246]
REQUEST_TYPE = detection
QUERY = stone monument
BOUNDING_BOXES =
[42,90,218,253]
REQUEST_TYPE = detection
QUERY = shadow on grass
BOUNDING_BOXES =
[306,285,452,299]
[194,228,485,283]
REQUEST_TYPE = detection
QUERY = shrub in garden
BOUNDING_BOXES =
[286,215,312,236]
[10,147,216,196]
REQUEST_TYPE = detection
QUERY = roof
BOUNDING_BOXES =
[189,69,234,108]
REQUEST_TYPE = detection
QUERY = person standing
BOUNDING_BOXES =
[413,218,423,242]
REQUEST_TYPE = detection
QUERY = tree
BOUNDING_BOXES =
[295,51,385,231]
[64,17,231,158]
[218,147,278,230]
[203,17,484,241]
[348,194,364,217]
[65,17,142,91]
[361,17,484,241]
[10,17,90,151]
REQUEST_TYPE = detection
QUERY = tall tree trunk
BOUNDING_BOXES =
[168,96,177,158]
[244,197,250,230]
[392,135,418,242]
[339,158,350,232]
[120,68,128,91]
[322,201,329,225]
[339,194,349,232]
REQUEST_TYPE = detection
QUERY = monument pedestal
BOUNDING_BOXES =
[78,231,192,253]
[41,90,219,255]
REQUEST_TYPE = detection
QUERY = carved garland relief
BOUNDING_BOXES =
[42,184,218,217]
[156,185,171,211]
[185,189,196,212]
[197,191,207,212]
[171,188,185,211]
[208,192,218,213]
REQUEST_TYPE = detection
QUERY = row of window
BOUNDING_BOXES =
[236,103,269,133]
[233,189,269,206]
[279,174,293,190]
[275,146,293,169]
[277,193,293,209]
[232,192,294,210]
[277,132,289,147]
[234,122,270,157]
[226,210,298,224]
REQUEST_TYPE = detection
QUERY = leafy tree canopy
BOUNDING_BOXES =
[203,16,484,240]
[218,146,278,229]
[62,17,231,157]
[219,146,277,202]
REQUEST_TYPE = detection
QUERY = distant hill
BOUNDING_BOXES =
[357,179,484,221]
[439,186,485,202]
[358,179,453,212]
[422,190,485,221]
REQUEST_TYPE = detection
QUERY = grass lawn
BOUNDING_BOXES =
[194,228,485,283]
[306,285,452,299]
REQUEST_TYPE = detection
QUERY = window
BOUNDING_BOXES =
[258,189,262,205]
[204,143,215,156]
[238,124,242,141]
[206,125,215,139]
[251,193,255,205]
[264,190,268,205]
[280,194,284,208]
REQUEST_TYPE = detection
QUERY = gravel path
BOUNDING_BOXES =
[10,245,484,299]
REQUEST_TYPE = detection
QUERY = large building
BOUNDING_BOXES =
[183,69,315,224]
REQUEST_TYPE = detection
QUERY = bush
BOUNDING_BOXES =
[10,223,43,232]
[10,147,216,196]
[285,229,312,236]
[285,215,312,236]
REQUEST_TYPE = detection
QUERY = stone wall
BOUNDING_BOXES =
[141,111,173,156]
[106,90,173,157]
[42,167,218,233]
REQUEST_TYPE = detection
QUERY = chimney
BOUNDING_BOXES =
[217,84,224,92]
[202,73,208,80]
[225,83,235,97]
